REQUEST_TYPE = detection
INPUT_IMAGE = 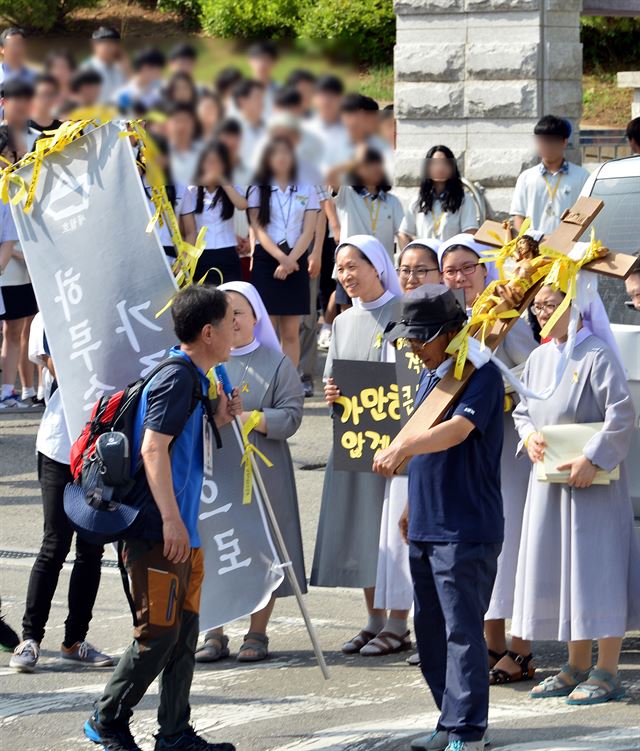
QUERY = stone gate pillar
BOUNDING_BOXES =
[394,0,583,217]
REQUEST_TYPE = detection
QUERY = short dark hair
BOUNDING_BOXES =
[341,92,368,114]
[215,117,242,138]
[215,66,244,96]
[626,116,640,145]
[315,74,344,96]
[92,26,120,41]
[70,69,103,92]
[0,27,26,46]
[34,73,60,92]
[172,286,229,343]
[45,49,76,74]
[169,42,197,61]
[285,68,317,87]
[247,40,278,60]
[534,114,571,140]
[1,79,34,99]
[133,48,166,72]
[274,85,302,110]
[361,95,380,112]
[233,78,264,105]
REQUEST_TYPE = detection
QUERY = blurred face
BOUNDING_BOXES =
[249,54,275,83]
[625,273,640,311]
[170,77,195,105]
[167,112,195,146]
[93,39,121,65]
[76,83,101,107]
[170,57,195,76]
[228,291,256,347]
[269,141,294,179]
[336,245,383,302]
[3,96,32,128]
[342,110,366,141]
[534,135,567,164]
[239,87,264,123]
[197,96,221,134]
[441,248,486,307]
[357,159,384,188]
[397,247,440,292]
[313,91,341,124]
[427,151,454,182]
[269,126,299,149]
[379,115,395,147]
[32,82,59,119]
[532,286,571,340]
[200,150,225,186]
[48,56,74,89]
[294,80,314,113]
[206,301,235,364]
[409,333,451,371]
[138,64,163,87]
[218,131,240,159]
[1,34,27,68]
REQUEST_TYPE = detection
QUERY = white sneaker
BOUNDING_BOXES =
[9,639,40,672]
[317,327,332,351]
[411,730,448,751]
[0,392,29,410]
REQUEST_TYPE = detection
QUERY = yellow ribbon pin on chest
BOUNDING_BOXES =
[572,371,579,384]
[374,332,383,349]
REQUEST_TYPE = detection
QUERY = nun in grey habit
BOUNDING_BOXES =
[311,234,403,655]
[511,282,640,704]
[196,281,305,664]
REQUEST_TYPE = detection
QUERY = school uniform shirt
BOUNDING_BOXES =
[238,115,267,171]
[187,185,240,249]
[0,201,28,288]
[510,160,589,236]
[335,185,405,257]
[81,57,127,104]
[307,117,351,172]
[407,360,505,544]
[143,178,195,247]
[114,79,163,113]
[169,143,203,187]
[400,192,478,241]
[130,347,210,548]
[247,184,321,248]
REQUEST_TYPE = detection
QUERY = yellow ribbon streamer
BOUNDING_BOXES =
[480,218,532,278]
[240,410,273,505]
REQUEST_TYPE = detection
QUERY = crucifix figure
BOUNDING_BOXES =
[373,196,639,477]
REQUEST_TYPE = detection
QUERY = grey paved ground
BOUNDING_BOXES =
[1,391,639,751]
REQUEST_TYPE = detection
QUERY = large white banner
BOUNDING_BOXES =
[9,123,285,626]
[10,122,177,437]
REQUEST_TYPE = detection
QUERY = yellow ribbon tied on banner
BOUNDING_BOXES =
[240,410,273,505]
[538,228,606,340]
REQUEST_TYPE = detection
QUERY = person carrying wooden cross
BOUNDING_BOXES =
[374,285,503,751]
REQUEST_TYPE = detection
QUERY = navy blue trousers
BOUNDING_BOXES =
[410,540,501,743]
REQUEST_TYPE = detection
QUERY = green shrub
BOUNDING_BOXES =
[199,0,302,39]
[157,0,201,30]
[0,0,98,32]
[296,0,395,66]
[581,16,640,74]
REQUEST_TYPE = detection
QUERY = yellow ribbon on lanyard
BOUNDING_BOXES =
[240,410,273,505]
[537,228,606,340]
[365,195,381,233]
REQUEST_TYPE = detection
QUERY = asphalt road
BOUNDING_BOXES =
[1,391,639,751]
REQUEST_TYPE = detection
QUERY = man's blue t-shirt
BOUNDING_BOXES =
[130,347,209,548]
[407,361,505,544]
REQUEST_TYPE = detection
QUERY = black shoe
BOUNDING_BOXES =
[154,726,235,751]
[84,714,142,751]
[301,377,314,398]
[0,616,19,652]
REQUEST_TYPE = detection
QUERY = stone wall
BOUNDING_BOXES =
[394,0,584,217]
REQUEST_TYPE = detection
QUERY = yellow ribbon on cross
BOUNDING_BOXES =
[240,410,273,504]
[537,228,606,340]
[479,218,532,278]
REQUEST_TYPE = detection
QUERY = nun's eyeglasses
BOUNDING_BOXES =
[532,301,560,315]
[398,266,439,279]
[441,262,480,280]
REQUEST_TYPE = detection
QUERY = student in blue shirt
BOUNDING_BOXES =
[374,285,504,751]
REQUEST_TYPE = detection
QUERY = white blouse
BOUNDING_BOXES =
[247,184,320,249]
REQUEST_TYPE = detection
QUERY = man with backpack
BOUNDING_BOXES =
[85,285,240,751]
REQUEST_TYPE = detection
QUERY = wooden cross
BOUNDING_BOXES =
[386,196,639,473]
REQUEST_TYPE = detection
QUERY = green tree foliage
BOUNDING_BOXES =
[0,0,99,32]
[581,16,640,73]
[157,0,201,30]
[199,0,302,39]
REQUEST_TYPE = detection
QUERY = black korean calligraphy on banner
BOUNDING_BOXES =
[395,345,424,426]
[332,359,401,472]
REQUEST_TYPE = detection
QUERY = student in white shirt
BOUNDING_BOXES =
[165,101,202,186]
[307,74,349,173]
[165,71,198,109]
[44,50,76,103]
[285,68,317,118]
[2,78,39,151]
[81,26,125,104]
[0,27,35,117]
[234,79,267,170]
[69,68,103,110]
[247,40,279,119]
[188,140,248,284]
[197,90,224,141]
[248,137,320,365]
[114,47,165,114]
[399,144,478,246]
[510,115,589,235]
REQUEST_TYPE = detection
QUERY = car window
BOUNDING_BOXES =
[581,175,640,324]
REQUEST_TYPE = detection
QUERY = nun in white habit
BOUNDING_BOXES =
[195,281,305,664]
[310,235,406,655]
[511,278,640,704]
[438,232,539,682]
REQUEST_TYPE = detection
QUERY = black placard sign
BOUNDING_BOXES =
[332,359,402,472]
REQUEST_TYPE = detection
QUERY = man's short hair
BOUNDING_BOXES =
[172,286,229,343]
[132,48,166,72]
[215,66,244,95]
[169,43,198,62]
[233,78,264,105]
[534,114,571,140]
[315,74,344,96]
[274,85,302,110]
[70,69,103,93]
[215,117,242,138]
[361,95,380,112]
[34,73,60,91]
[626,116,640,145]
[1,27,26,46]
[1,79,34,99]
[341,93,369,114]
[248,40,278,60]
[285,68,317,88]
[164,100,196,118]
[91,26,120,42]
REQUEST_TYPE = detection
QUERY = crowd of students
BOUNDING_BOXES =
[1,23,640,751]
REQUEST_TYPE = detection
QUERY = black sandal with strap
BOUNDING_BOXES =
[488,649,507,668]
[489,650,536,685]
